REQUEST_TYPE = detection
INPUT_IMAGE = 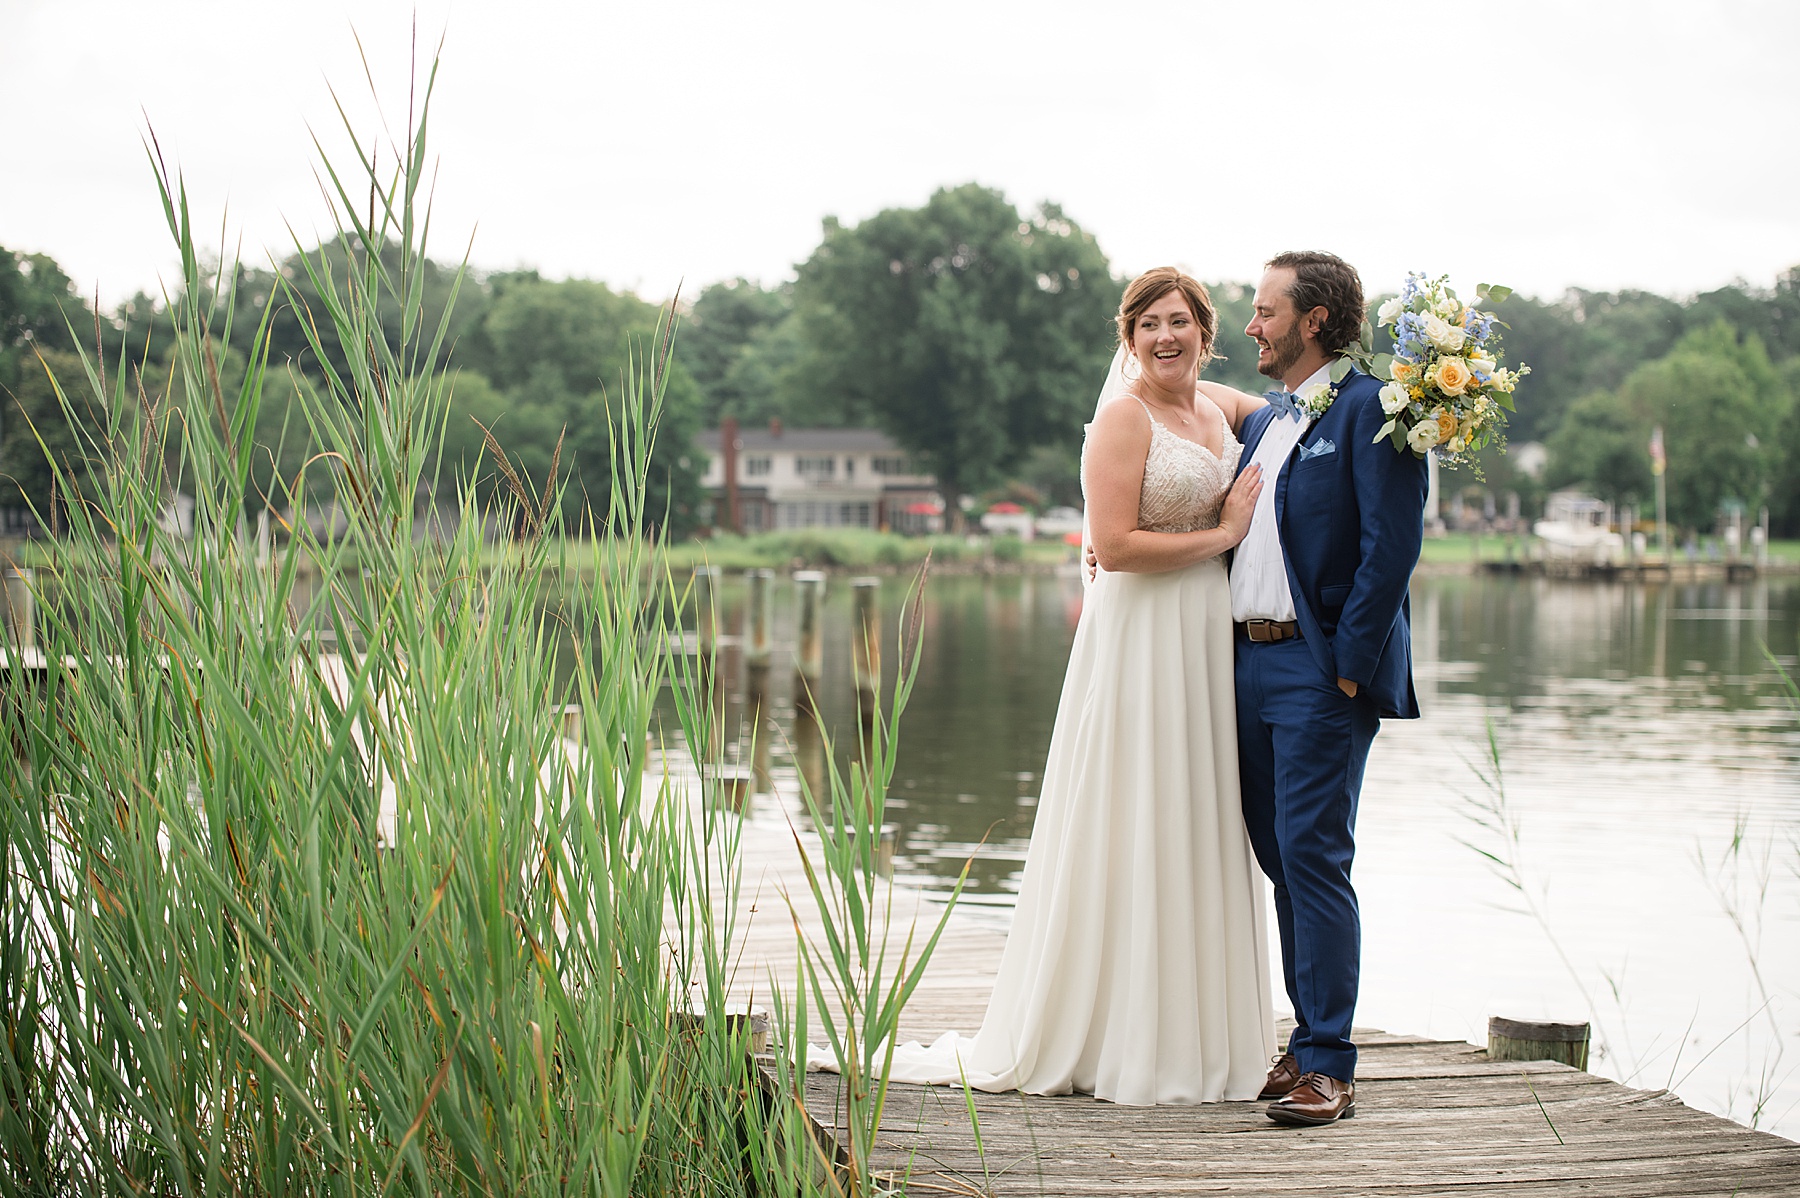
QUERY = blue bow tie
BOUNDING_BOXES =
[1263,388,1302,420]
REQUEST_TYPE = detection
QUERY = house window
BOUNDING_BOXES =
[743,455,771,477]
[871,456,910,475]
[776,500,870,528]
[796,456,836,478]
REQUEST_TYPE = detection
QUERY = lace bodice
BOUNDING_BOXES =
[1093,400,1240,533]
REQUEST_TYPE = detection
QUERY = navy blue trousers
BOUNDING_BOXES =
[1235,635,1379,1082]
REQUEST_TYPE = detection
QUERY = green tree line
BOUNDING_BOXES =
[0,245,705,536]
[682,247,1800,534]
[7,192,1800,538]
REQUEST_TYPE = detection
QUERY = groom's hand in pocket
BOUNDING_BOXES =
[1337,677,1359,698]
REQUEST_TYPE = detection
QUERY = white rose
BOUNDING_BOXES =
[1407,419,1443,453]
[1434,295,1461,320]
[1376,296,1406,326]
[1300,382,1333,413]
[1468,353,1497,377]
[1423,314,1466,353]
[1379,381,1411,415]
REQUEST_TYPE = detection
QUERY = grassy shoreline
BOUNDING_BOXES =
[12,529,1800,579]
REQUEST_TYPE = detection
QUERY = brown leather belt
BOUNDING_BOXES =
[1238,619,1301,643]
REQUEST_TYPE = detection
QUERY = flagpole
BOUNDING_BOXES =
[1656,471,1668,560]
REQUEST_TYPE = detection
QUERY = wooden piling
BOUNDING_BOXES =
[792,571,825,714]
[792,706,826,806]
[745,667,772,795]
[742,569,775,792]
[744,569,773,670]
[2,565,34,655]
[677,1002,770,1055]
[852,577,880,727]
[709,764,755,815]
[691,565,721,666]
[1487,1015,1590,1070]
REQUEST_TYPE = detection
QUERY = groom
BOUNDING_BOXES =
[1233,251,1428,1126]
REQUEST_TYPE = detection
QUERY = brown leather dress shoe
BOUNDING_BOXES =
[1265,1072,1355,1126]
[1257,1052,1300,1101]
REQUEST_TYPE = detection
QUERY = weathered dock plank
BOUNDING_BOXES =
[714,786,1800,1195]
[803,1050,1800,1195]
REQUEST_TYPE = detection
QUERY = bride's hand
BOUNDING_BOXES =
[1218,464,1264,546]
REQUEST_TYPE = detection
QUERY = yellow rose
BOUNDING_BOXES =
[1436,408,1457,442]
[1433,357,1473,396]
[1392,359,1418,382]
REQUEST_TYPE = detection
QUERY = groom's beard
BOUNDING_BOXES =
[1257,325,1305,381]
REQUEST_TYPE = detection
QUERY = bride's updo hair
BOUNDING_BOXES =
[1116,267,1218,369]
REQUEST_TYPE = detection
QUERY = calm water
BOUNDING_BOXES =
[696,567,1800,1140]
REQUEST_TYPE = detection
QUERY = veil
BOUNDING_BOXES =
[1080,345,1132,590]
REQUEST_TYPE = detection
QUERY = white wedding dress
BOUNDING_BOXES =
[879,399,1275,1105]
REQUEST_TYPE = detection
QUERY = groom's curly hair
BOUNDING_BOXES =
[1268,251,1366,356]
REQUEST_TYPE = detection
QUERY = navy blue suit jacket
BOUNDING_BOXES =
[1237,366,1428,719]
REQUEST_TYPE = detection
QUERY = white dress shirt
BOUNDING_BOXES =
[1229,363,1332,622]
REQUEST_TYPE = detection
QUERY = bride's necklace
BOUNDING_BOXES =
[1129,392,1195,427]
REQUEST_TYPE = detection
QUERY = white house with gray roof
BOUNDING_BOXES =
[696,422,942,534]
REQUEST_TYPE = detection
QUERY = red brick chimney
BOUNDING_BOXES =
[721,417,740,533]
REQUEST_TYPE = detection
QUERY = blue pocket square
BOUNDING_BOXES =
[1298,439,1337,461]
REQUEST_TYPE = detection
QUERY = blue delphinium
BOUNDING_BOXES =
[1392,311,1428,361]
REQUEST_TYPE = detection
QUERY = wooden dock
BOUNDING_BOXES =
[718,790,1800,1196]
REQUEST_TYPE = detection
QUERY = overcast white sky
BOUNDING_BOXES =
[5,0,1798,309]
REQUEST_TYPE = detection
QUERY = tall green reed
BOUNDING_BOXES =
[756,569,971,1198]
[0,46,893,1196]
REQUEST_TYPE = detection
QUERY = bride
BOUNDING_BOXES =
[882,267,1274,1104]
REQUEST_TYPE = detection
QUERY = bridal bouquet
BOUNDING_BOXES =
[1342,273,1528,465]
